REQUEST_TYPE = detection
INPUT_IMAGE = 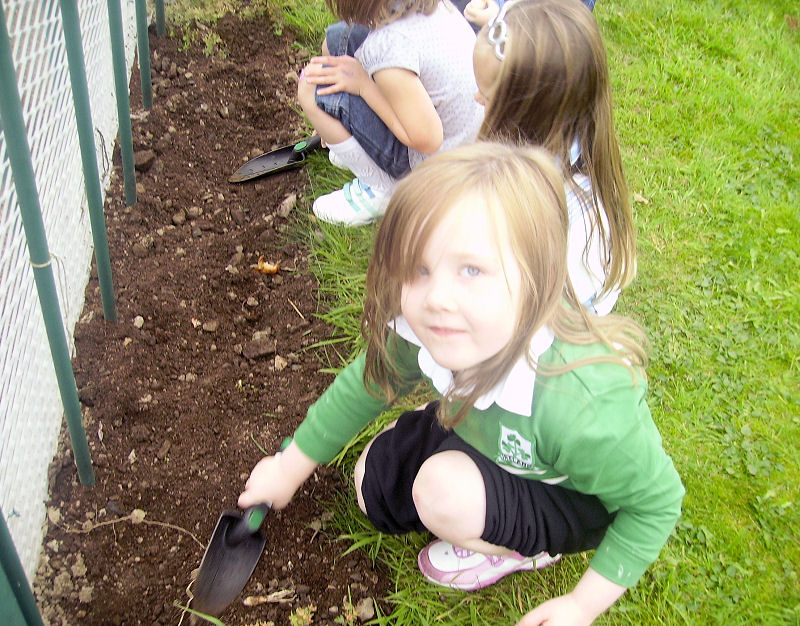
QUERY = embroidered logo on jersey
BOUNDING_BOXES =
[497,426,546,474]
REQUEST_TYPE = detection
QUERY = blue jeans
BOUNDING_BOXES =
[315,22,411,179]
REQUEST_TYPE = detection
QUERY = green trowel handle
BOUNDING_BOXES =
[242,503,270,533]
[292,133,322,155]
[226,438,292,545]
[227,503,271,545]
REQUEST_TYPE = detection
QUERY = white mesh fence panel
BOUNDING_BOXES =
[0,0,137,582]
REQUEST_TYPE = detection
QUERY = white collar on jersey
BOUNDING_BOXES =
[390,315,554,416]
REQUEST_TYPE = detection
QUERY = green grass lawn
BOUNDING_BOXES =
[172,0,800,622]
[599,2,799,622]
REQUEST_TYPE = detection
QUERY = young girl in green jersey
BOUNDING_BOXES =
[239,142,683,624]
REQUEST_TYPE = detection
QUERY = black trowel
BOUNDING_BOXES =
[190,502,270,616]
[192,439,292,616]
[228,134,323,183]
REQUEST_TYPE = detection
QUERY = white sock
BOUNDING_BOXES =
[326,137,397,196]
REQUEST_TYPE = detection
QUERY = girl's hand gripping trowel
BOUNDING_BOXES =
[190,503,270,616]
[191,443,289,617]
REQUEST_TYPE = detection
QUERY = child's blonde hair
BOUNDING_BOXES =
[477,0,636,300]
[325,0,439,28]
[363,141,647,427]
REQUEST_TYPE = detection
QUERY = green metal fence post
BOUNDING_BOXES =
[134,0,152,109]
[58,0,117,322]
[0,3,95,487]
[0,507,44,626]
[155,0,165,36]
[106,0,136,205]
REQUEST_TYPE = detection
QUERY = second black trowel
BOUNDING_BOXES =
[228,134,323,183]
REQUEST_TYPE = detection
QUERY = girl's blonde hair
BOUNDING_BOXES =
[325,0,439,28]
[363,141,647,428]
[478,0,636,300]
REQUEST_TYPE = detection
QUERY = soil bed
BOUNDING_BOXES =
[34,12,391,625]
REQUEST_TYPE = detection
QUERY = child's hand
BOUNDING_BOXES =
[238,454,292,509]
[517,569,626,625]
[302,56,371,97]
[238,441,318,510]
[516,594,590,625]
[464,0,499,27]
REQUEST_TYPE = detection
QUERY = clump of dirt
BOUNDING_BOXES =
[33,12,391,625]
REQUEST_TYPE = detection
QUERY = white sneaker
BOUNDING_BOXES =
[312,179,388,226]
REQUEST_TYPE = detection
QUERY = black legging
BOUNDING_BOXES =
[361,402,613,556]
